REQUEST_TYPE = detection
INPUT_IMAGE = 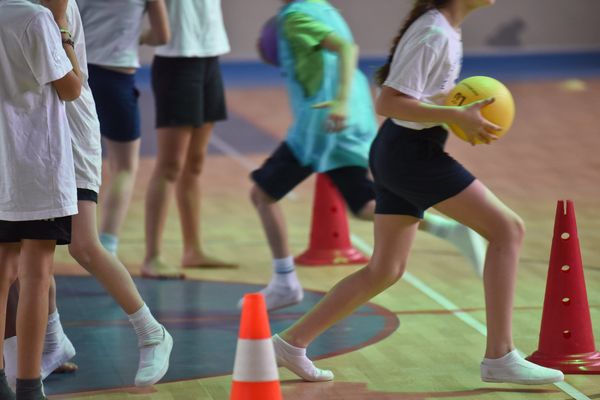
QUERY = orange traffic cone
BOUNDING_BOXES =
[231,293,282,400]
[527,200,600,373]
[295,174,369,266]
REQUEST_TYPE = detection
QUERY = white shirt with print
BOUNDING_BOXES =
[155,0,230,58]
[0,0,77,221]
[384,9,463,130]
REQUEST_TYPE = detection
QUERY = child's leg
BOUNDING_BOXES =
[142,127,192,279]
[245,185,303,310]
[434,180,563,384]
[176,123,235,269]
[0,243,19,398]
[330,166,486,276]
[70,201,172,387]
[275,214,419,381]
[99,139,141,255]
[16,239,54,400]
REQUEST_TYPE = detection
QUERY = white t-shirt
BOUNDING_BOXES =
[0,0,77,221]
[66,0,102,192]
[155,0,230,58]
[76,0,155,68]
[384,9,462,130]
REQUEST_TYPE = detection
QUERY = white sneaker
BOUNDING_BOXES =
[238,284,304,311]
[4,334,76,386]
[448,224,487,278]
[134,327,173,387]
[41,334,76,380]
[272,334,333,382]
[481,350,564,385]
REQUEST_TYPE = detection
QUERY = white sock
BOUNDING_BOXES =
[128,304,163,346]
[271,256,299,287]
[99,233,118,255]
[272,334,333,382]
[43,310,63,354]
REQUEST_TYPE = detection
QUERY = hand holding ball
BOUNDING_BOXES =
[445,76,515,145]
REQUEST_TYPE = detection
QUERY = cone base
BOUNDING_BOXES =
[295,247,369,266]
[527,350,600,374]
[230,380,282,400]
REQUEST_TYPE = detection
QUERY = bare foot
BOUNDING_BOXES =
[53,362,79,374]
[181,253,238,269]
[141,258,185,279]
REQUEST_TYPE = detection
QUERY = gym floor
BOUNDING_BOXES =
[48,60,600,399]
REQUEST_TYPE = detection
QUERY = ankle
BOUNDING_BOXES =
[279,331,307,349]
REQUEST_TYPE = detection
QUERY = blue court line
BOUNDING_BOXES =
[135,50,600,88]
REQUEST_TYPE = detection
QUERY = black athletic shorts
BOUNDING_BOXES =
[0,216,72,245]
[77,189,98,203]
[152,56,227,128]
[251,142,375,215]
[369,119,476,219]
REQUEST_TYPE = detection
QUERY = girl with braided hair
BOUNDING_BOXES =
[270,0,565,385]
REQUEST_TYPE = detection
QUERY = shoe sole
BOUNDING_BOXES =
[135,331,174,387]
[482,376,564,385]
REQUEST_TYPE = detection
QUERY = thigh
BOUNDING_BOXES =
[369,214,420,276]
[433,179,521,240]
[251,143,313,201]
[155,127,194,169]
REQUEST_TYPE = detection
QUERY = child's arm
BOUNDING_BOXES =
[41,0,82,101]
[376,86,500,145]
[315,33,358,132]
[140,0,170,46]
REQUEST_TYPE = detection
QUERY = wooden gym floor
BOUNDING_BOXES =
[48,77,600,399]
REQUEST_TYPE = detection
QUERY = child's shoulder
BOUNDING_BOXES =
[1,1,53,32]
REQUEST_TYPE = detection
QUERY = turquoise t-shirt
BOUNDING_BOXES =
[277,0,377,172]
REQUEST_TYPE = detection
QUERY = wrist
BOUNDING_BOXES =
[445,106,464,125]
[55,18,68,29]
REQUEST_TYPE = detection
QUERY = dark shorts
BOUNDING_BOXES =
[251,143,375,215]
[88,64,141,142]
[369,120,476,219]
[0,216,72,245]
[77,188,98,203]
[152,56,227,128]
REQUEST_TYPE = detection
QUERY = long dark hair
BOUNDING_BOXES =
[375,0,452,86]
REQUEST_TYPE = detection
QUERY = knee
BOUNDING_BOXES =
[68,241,94,267]
[0,267,18,287]
[184,154,206,176]
[365,261,406,290]
[352,200,375,221]
[489,214,526,246]
[250,185,276,208]
[160,161,184,182]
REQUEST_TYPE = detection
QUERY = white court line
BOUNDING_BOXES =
[351,233,591,400]
[211,132,591,400]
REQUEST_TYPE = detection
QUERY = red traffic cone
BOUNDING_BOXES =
[295,174,369,266]
[231,294,282,399]
[527,200,600,373]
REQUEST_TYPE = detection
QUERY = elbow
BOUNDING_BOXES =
[60,84,82,102]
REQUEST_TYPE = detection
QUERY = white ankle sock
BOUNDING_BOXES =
[271,256,299,287]
[43,310,63,354]
[128,304,163,346]
[272,334,333,382]
[99,233,118,255]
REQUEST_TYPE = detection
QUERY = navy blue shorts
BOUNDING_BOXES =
[152,56,227,128]
[88,64,141,142]
[251,143,375,215]
[0,216,72,245]
[369,120,476,219]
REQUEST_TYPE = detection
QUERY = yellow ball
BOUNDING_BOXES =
[445,76,515,144]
